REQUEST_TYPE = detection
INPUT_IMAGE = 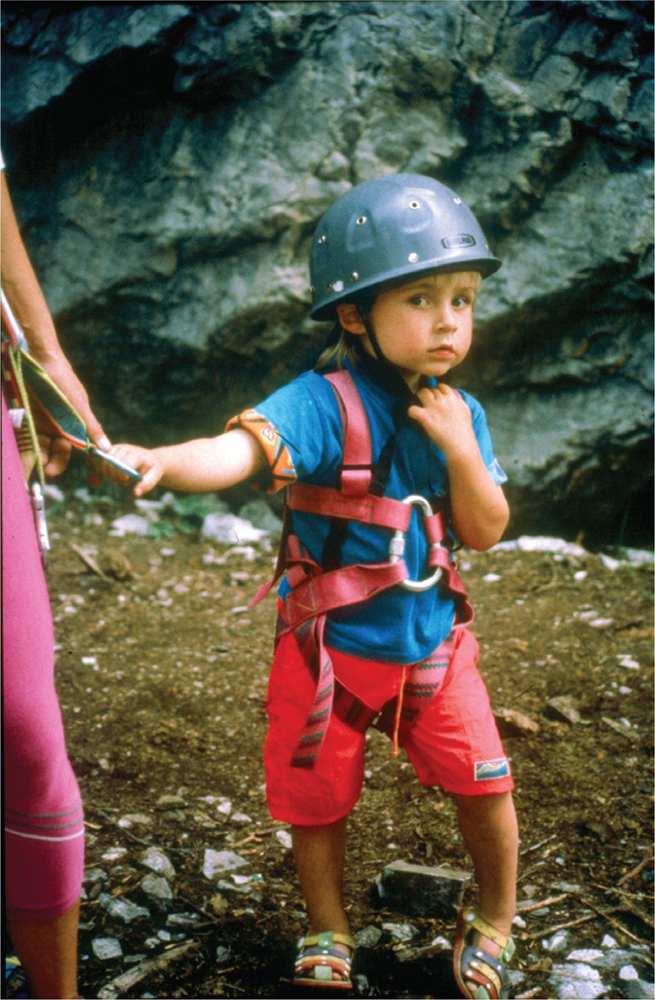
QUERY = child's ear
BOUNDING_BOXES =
[336,302,367,336]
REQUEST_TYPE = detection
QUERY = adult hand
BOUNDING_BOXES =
[36,352,112,482]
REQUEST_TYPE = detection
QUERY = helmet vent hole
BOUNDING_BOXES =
[356,216,367,226]
[409,201,420,209]
[408,252,419,263]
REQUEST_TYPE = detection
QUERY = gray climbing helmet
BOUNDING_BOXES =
[309,173,501,321]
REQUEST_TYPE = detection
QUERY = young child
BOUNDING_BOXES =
[111,174,518,1000]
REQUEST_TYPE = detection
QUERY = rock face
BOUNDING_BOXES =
[1,1,652,544]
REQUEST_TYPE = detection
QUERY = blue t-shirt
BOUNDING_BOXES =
[252,359,506,665]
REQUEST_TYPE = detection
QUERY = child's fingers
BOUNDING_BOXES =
[133,465,161,497]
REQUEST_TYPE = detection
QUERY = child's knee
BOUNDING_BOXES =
[454,790,517,828]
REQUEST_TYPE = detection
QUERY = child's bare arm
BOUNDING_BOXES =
[109,429,266,498]
[408,385,509,551]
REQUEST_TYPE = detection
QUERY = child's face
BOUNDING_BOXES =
[337,271,478,392]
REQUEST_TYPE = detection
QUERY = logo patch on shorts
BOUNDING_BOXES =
[475,758,510,781]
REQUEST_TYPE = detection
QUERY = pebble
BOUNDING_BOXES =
[139,847,176,879]
[275,829,293,849]
[355,925,384,949]
[203,849,250,879]
[110,514,150,537]
[156,794,186,808]
[215,945,232,964]
[567,950,604,963]
[382,922,418,944]
[624,981,655,999]
[98,893,150,923]
[92,937,123,960]
[543,929,572,952]
[118,813,151,827]
[141,873,173,901]
[202,513,268,544]
[167,912,201,927]
[517,536,587,557]
[545,696,582,724]
[549,962,607,999]
[83,867,108,883]
[231,811,253,824]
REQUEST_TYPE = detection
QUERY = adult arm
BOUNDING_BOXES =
[1,172,111,476]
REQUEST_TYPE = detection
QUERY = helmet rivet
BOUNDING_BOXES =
[408,252,419,263]
[454,197,462,205]
[356,216,367,226]
[409,201,420,209]
[333,280,344,292]
[318,235,327,244]
[351,272,359,282]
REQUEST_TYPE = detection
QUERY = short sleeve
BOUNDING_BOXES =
[461,390,508,486]
[225,372,344,493]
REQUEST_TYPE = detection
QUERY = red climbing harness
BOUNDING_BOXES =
[251,368,474,768]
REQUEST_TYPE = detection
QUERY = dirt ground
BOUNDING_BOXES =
[41,488,653,999]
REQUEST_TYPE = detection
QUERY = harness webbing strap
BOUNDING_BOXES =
[284,556,409,630]
[288,482,413,531]
[326,368,373,496]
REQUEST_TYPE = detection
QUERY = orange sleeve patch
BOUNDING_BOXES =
[226,409,296,494]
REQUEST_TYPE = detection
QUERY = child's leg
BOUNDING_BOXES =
[454,790,518,949]
[292,816,350,937]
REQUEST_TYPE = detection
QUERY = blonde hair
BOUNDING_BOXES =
[316,325,361,368]
[316,269,482,370]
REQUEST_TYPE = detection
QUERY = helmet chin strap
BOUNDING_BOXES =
[355,318,419,400]
[363,317,387,365]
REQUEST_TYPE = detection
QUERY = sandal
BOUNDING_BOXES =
[5,957,29,1000]
[453,907,515,999]
[293,930,356,990]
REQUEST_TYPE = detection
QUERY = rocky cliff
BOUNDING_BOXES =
[2,1,652,544]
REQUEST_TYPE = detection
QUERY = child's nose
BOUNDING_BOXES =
[433,301,456,330]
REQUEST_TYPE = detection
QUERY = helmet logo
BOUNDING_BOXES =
[442,234,476,249]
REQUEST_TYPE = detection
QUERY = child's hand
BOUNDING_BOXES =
[408,384,476,457]
[106,444,164,497]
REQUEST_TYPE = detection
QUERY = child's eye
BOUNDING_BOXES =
[408,294,429,306]
[452,294,472,308]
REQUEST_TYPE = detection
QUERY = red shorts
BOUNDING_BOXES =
[264,627,513,826]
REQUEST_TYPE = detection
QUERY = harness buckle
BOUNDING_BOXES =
[388,494,443,592]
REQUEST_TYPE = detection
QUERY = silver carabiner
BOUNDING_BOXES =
[31,481,50,570]
[388,494,443,592]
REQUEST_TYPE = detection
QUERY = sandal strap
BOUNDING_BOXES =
[299,931,357,952]
[459,907,512,953]
[462,946,504,997]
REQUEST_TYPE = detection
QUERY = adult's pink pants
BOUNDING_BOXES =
[2,396,84,922]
